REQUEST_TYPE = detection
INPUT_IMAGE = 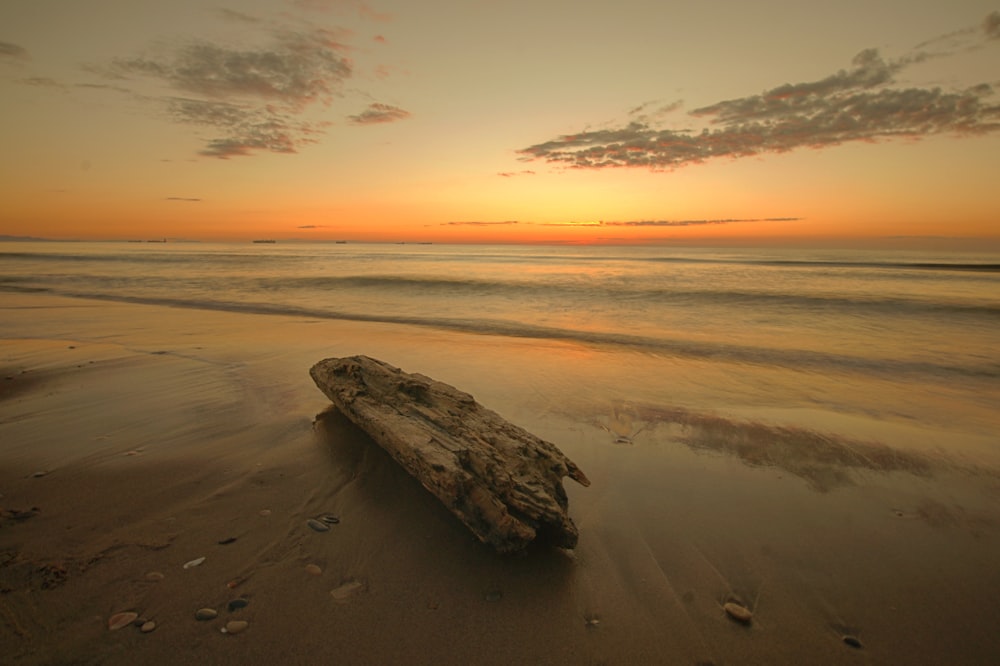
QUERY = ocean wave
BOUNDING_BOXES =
[9,286,996,381]
[253,274,1000,317]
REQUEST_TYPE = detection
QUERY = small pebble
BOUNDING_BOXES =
[330,580,364,602]
[31,471,49,478]
[723,601,753,625]
[307,518,330,532]
[320,514,340,525]
[108,612,138,631]
[218,537,237,545]
[223,620,249,635]
[259,509,272,517]
[227,598,249,612]
[305,564,323,576]
[145,571,165,582]
[140,621,157,633]
[183,556,206,569]
[195,608,218,621]
[226,577,245,589]
[843,635,863,649]
[484,589,503,603]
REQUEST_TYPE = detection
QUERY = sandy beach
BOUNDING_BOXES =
[3,291,1000,665]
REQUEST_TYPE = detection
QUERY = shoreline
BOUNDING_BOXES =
[2,292,999,664]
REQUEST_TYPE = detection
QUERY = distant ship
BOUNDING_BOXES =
[252,239,277,244]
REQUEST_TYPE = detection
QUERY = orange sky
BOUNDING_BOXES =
[1,1,998,247]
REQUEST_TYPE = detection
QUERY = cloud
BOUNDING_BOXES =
[165,196,201,202]
[538,217,799,227]
[217,8,261,24]
[289,0,391,22]
[0,41,29,61]
[164,96,329,158]
[110,31,351,110]
[603,217,800,227]
[985,11,1000,40]
[18,76,62,87]
[518,16,1000,171]
[497,170,535,177]
[443,220,519,226]
[75,82,131,93]
[101,27,352,157]
[348,102,410,124]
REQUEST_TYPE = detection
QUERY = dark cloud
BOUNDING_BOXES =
[0,41,29,61]
[165,196,201,202]
[102,28,351,158]
[518,17,1000,172]
[348,102,410,124]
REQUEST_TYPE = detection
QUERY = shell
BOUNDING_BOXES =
[723,601,753,624]
[108,611,138,631]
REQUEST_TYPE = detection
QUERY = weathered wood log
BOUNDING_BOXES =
[310,356,590,553]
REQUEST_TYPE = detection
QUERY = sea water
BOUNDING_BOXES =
[2,241,998,466]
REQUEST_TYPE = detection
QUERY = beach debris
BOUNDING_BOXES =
[310,355,590,553]
[140,620,157,633]
[584,613,601,628]
[38,562,68,589]
[218,537,238,545]
[227,598,249,612]
[222,620,249,635]
[306,518,330,532]
[305,564,323,576]
[843,635,863,649]
[183,556,206,569]
[0,506,40,522]
[108,612,139,631]
[330,579,365,602]
[145,571,165,582]
[723,601,753,625]
[195,608,218,621]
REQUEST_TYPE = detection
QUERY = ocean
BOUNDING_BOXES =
[2,241,998,468]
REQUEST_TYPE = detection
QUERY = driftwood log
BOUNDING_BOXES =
[310,356,590,553]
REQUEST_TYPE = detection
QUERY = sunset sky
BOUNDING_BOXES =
[1,1,998,246]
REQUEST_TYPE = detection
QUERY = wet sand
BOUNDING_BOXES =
[2,292,1000,664]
